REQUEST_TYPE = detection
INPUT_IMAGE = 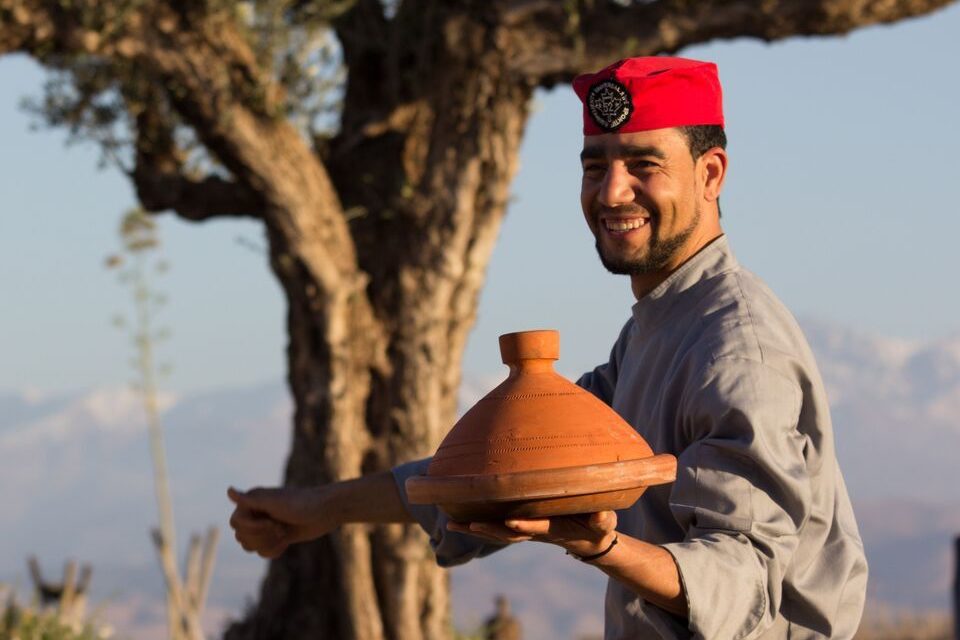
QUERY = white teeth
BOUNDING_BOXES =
[604,218,647,232]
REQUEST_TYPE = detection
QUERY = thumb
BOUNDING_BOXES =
[227,486,245,504]
[587,510,617,533]
[229,486,282,514]
[228,486,266,510]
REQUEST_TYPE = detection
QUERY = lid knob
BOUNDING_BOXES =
[498,330,560,365]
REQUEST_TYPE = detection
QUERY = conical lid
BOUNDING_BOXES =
[428,329,654,476]
[406,330,676,519]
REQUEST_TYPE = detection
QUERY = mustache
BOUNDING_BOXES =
[592,203,657,218]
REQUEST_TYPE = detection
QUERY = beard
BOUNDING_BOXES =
[594,204,700,276]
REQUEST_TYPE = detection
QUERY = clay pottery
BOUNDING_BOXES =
[405,329,676,521]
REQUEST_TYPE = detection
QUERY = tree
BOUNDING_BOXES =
[0,1,954,639]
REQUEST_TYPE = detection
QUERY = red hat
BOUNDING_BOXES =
[573,57,724,135]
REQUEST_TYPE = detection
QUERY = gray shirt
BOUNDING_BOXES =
[393,236,868,639]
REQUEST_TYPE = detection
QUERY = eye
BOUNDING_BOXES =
[582,163,606,179]
[628,159,658,171]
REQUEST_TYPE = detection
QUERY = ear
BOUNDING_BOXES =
[699,146,728,203]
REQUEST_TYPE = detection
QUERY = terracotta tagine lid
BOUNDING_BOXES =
[405,329,676,521]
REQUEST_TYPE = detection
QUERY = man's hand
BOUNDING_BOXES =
[449,510,687,617]
[446,510,618,559]
[227,471,415,559]
[227,486,336,559]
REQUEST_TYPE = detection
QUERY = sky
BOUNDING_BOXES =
[1,4,959,394]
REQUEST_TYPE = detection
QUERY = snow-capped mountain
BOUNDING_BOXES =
[801,319,960,503]
[0,381,292,638]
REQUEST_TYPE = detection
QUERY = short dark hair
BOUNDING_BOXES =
[677,124,727,217]
[677,125,726,160]
[677,125,726,217]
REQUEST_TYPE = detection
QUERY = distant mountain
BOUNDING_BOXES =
[1,319,958,639]
[801,319,960,503]
[855,498,960,609]
[0,382,291,638]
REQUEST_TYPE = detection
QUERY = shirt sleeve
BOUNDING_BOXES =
[576,318,635,403]
[391,458,508,567]
[657,356,811,640]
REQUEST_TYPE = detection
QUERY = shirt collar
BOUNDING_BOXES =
[631,234,738,333]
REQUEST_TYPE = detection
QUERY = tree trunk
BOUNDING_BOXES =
[226,7,533,639]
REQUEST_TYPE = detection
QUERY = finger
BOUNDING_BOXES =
[229,509,253,530]
[258,540,289,559]
[235,530,265,553]
[232,516,285,538]
[229,486,277,512]
[446,521,504,543]
[235,527,285,553]
[468,522,533,543]
[503,518,552,536]
[452,530,509,544]
[229,506,272,530]
[446,521,529,544]
[228,486,261,510]
[233,525,284,544]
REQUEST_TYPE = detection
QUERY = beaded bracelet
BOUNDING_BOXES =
[566,534,619,562]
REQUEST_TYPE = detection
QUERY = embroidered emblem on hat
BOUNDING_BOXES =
[587,79,633,132]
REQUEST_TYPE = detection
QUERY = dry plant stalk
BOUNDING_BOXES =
[107,210,217,640]
[25,557,93,630]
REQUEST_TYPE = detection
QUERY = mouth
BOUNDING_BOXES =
[600,216,650,235]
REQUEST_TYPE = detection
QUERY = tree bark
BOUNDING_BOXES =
[226,5,533,639]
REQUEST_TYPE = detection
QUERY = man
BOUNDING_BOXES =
[228,56,868,639]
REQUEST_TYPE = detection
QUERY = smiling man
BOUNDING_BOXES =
[442,57,868,638]
[228,57,868,639]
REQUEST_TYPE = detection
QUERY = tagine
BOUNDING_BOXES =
[405,329,676,521]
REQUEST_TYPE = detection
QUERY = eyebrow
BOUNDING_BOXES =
[579,144,667,162]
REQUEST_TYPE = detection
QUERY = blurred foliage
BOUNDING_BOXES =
[854,606,952,640]
[21,57,132,169]
[451,627,484,640]
[0,593,112,640]
[239,0,344,135]
[23,0,345,172]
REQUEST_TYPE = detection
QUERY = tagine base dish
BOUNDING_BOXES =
[406,453,676,522]
[437,487,649,522]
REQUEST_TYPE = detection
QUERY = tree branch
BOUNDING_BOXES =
[2,1,364,297]
[132,4,363,296]
[131,93,264,221]
[132,169,263,221]
[501,0,959,83]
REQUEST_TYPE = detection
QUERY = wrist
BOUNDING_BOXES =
[565,531,619,563]
[306,485,343,533]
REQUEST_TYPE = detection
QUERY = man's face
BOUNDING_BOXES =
[580,128,704,275]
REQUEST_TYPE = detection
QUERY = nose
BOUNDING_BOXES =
[597,162,634,208]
